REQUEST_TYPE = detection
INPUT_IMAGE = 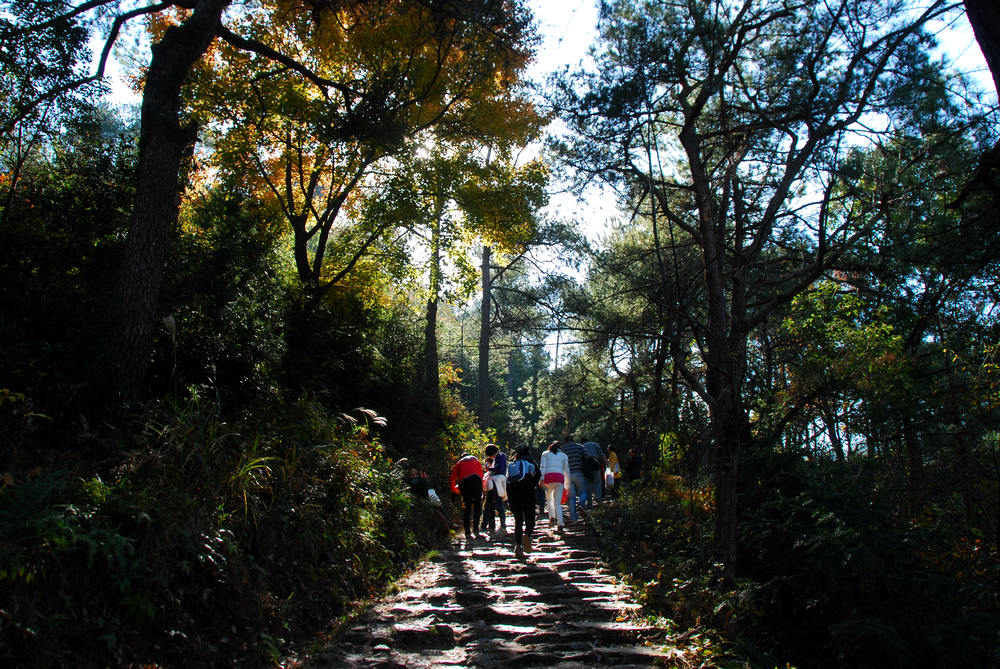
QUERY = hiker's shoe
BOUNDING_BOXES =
[465,532,473,543]
[522,535,532,554]
[514,544,524,559]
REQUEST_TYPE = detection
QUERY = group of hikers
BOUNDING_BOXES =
[438,437,643,558]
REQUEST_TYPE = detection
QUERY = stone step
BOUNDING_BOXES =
[305,517,671,668]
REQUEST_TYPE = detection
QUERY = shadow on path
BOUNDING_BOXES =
[304,511,675,668]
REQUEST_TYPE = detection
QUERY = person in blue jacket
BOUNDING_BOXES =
[506,444,541,558]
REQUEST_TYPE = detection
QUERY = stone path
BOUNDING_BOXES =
[306,515,674,668]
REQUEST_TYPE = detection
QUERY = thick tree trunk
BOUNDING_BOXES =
[291,212,313,285]
[960,1,1000,208]
[478,245,491,429]
[681,117,746,577]
[964,0,1000,97]
[711,385,745,575]
[108,0,229,407]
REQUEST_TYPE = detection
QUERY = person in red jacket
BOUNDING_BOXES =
[450,452,484,543]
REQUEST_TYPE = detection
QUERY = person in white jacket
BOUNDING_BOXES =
[539,440,570,533]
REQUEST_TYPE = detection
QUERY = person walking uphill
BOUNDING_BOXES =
[606,445,622,498]
[450,452,484,544]
[560,436,587,522]
[481,444,508,537]
[540,441,570,533]
[581,439,606,508]
[624,447,643,486]
[506,445,541,558]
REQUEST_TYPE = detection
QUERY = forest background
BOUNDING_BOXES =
[2,0,999,667]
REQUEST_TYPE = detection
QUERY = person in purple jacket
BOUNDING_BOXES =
[481,444,508,537]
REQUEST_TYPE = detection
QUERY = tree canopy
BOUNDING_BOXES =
[2,0,999,666]
[550,0,999,572]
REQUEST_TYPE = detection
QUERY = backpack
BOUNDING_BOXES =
[582,452,600,474]
[507,459,537,488]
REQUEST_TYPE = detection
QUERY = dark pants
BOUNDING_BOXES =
[482,488,506,530]
[459,475,483,535]
[508,486,535,546]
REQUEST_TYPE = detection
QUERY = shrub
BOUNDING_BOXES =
[737,455,999,668]
[0,396,452,668]
[592,455,1000,668]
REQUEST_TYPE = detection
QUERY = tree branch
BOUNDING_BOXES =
[215,25,359,100]
[1,2,170,137]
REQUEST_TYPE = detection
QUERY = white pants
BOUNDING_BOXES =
[544,482,564,527]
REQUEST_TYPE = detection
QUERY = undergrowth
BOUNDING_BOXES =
[592,457,1000,668]
[0,391,455,668]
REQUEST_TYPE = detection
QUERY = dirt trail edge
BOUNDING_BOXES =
[306,514,676,668]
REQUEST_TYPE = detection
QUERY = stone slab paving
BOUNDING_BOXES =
[307,514,674,668]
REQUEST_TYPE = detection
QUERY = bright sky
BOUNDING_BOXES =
[927,11,997,98]
[526,0,600,83]
[525,1,611,244]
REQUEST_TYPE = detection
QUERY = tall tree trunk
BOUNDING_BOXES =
[478,245,492,429]
[291,212,313,285]
[680,117,748,576]
[529,355,539,448]
[822,402,845,463]
[960,1,1000,206]
[992,445,1000,603]
[711,384,745,576]
[423,294,440,413]
[645,329,669,468]
[422,197,444,423]
[107,0,229,407]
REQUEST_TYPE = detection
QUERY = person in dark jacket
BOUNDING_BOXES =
[506,444,541,558]
[624,447,643,485]
[581,440,606,507]
[560,436,587,521]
